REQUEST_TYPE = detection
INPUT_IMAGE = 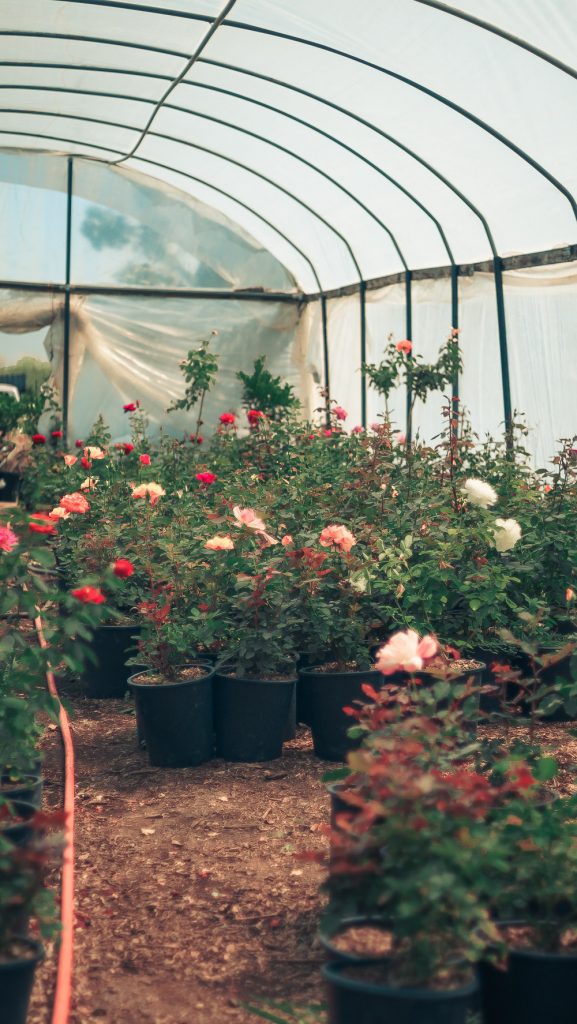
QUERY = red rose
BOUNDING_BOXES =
[51,430,63,440]
[196,472,217,485]
[71,585,106,605]
[32,434,46,445]
[189,434,204,444]
[123,443,135,455]
[199,603,210,613]
[80,457,91,469]
[219,412,235,425]
[113,558,134,578]
[29,513,57,535]
[123,402,139,413]
[75,439,83,448]
[139,454,151,466]
[247,409,264,426]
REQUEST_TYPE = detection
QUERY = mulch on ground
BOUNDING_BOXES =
[29,686,329,1024]
[28,699,577,1024]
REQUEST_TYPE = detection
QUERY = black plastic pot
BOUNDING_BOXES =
[214,671,296,762]
[0,801,37,847]
[0,937,43,1024]
[296,651,330,725]
[480,946,577,1024]
[0,470,20,502]
[319,917,392,965]
[324,961,479,1024]
[128,664,214,768]
[84,624,140,698]
[0,775,42,810]
[283,684,297,741]
[298,665,382,761]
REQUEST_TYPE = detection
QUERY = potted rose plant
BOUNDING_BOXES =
[322,732,505,1023]
[124,484,217,768]
[481,781,577,1024]
[294,523,383,761]
[203,505,300,762]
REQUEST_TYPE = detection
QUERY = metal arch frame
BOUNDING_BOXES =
[4,10,576,433]
[199,57,510,426]
[213,20,577,223]
[126,155,332,403]
[0,69,460,431]
[0,105,379,415]
[0,112,364,277]
[0,73,456,262]
[3,32,572,426]
[412,0,577,81]
[38,6,573,222]
[0,128,341,409]
[0,100,409,271]
[54,0,577,82]
[34,1,577,430]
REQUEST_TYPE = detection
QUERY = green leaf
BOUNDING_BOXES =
[533,756,558,782]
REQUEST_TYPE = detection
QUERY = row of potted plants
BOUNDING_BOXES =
[3,337,573,772]
[317,647,577,1024]
[0,503,108,1020]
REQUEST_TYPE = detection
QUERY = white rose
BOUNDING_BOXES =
[493,518,522,552]
[462,478,498,509]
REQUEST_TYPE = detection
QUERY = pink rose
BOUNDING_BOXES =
[319,524,356,554]
[374,630,438,676]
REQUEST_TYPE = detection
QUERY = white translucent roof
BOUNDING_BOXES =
[0,0,575,291]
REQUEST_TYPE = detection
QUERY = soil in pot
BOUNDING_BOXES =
[320,917,393,964]
[323,960,479,1024]
[480,924,577,1024]
[0,937,43,1024]
[83,623,141,698]
[128,664,214,769]
[214,670,296,762]
[298,663,382,762]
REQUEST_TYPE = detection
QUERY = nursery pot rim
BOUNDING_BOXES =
[215,667,298,685]
[92,621,139,631]
[0,936,44,969]
[127,662,214,691]
[299,663,379,677]
[322,959,478,998]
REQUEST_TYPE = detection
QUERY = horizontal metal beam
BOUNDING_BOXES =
[0,280,304,301]
[2,244,574,303]
[304,244,577,301]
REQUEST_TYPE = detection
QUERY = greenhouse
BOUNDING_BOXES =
[0,2,577,1023]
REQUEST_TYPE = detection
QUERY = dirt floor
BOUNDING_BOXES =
[29,686,329,1024]
[27,693,577,1024]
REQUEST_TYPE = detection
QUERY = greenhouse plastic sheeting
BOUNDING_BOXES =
[0,289,309,441]
[0,1,573,288]
[0,1,576,463]
[311,264,577,464]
